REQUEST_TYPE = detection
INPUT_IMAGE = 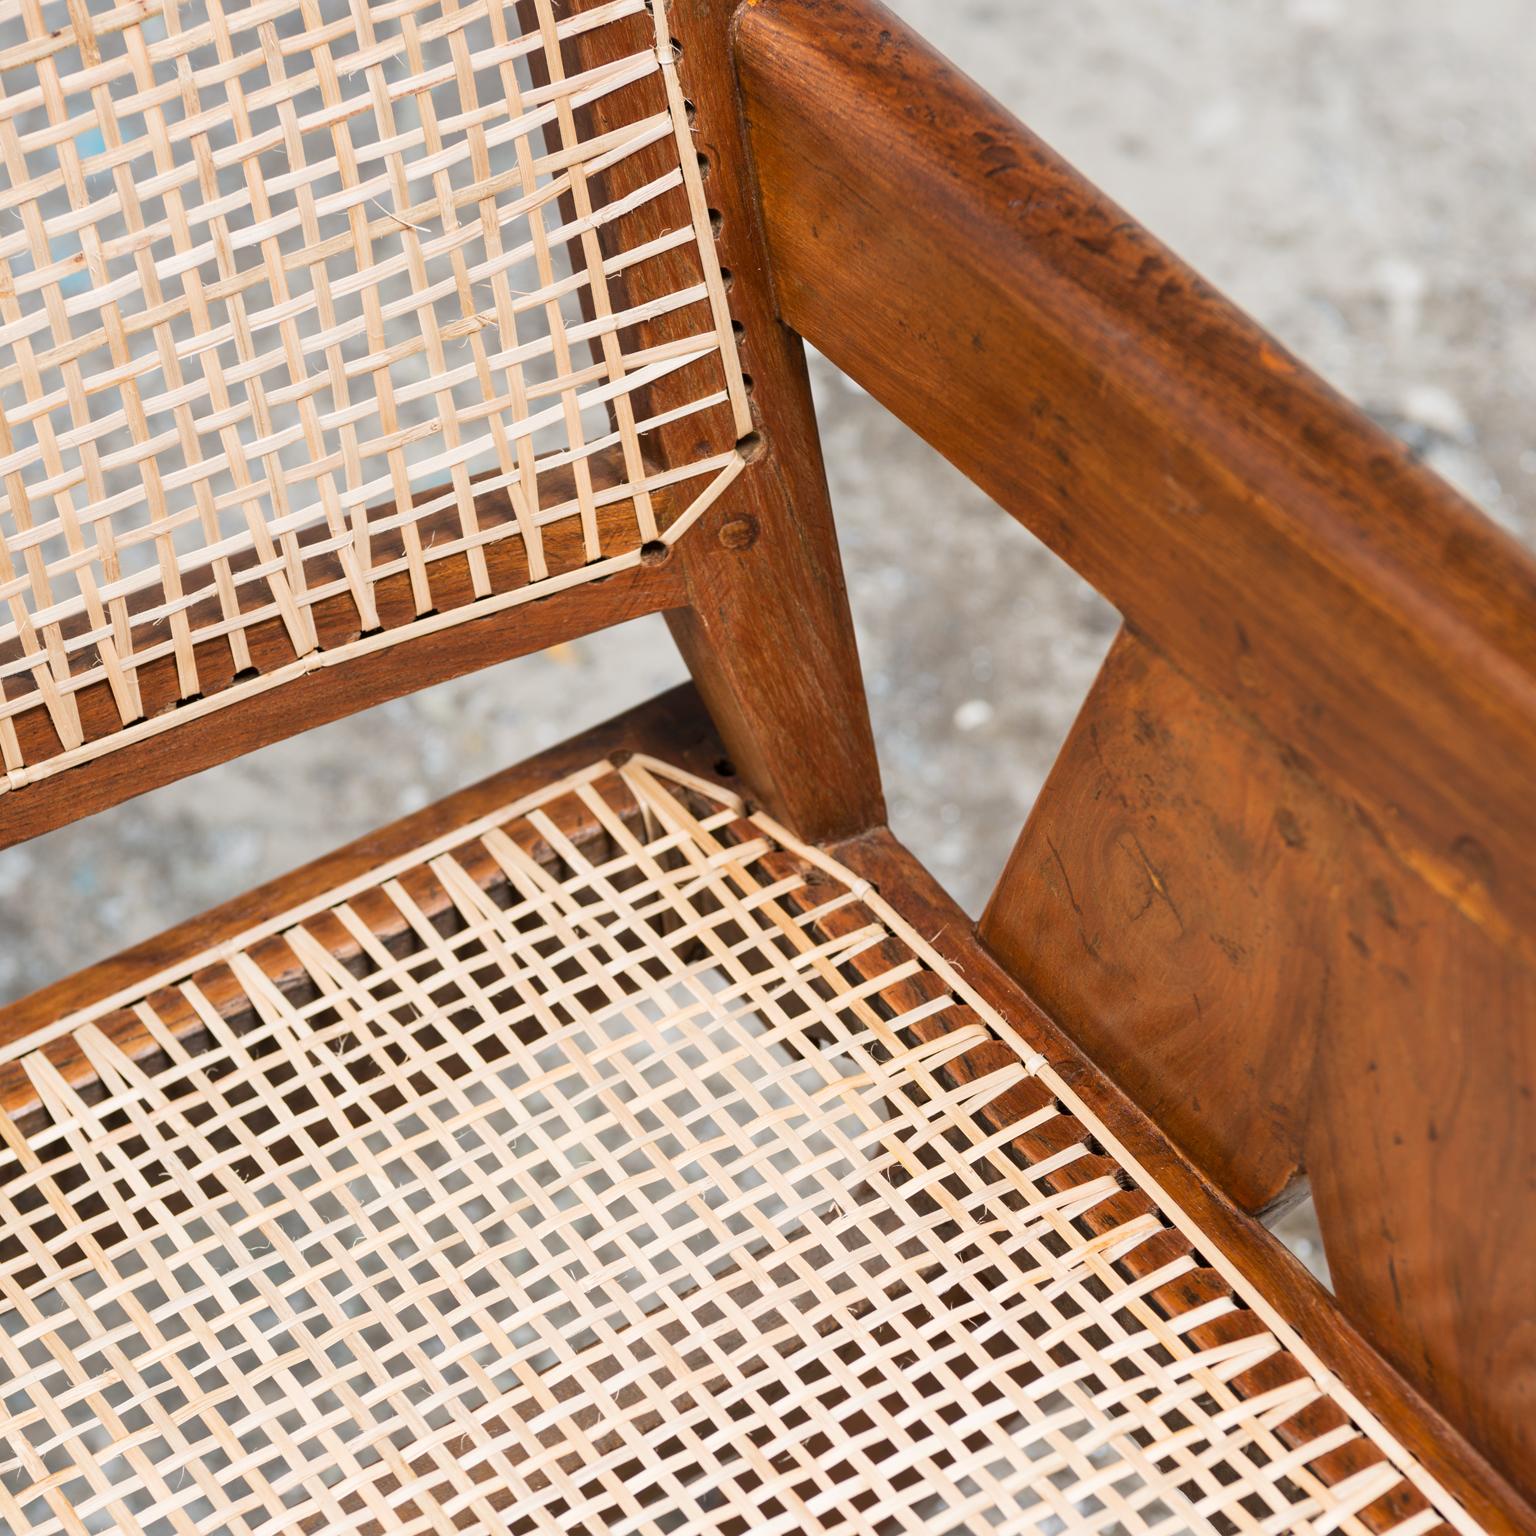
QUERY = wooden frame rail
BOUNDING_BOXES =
[0,460,688,852]
[733,0,1536,1505]
[547,0,886,845]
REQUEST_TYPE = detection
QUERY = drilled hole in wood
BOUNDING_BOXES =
[708,208,723,237]
[736,432,766,463]
[714,758,737,779]
[639,540,671,565]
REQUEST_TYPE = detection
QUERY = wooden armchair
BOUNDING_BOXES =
[0,0,1530,1531]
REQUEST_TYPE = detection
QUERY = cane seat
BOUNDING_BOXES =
[0,754,1474,1536]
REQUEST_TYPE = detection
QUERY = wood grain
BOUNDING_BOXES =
[984,628,1536,1496]
[982,629,1327,1215]
[558,0,886,844]
[1,0,1526,1515]
[735,0,1536,951]
[1305,855,1536,1497]
[6,675,1526,1534]
[734,0,1536,1497]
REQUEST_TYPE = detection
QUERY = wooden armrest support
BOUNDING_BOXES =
[734,0,1536,953]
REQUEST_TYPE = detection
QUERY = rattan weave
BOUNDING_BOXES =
[0,0,746,787]
[0,757,1478,1536]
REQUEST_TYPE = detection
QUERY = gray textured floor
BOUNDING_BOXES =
[1,3,1528,1281]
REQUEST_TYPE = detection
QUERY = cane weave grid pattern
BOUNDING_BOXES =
[0,0,746,787]
[0,759,1475,1536]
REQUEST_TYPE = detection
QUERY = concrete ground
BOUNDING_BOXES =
[3,1,1530,1277]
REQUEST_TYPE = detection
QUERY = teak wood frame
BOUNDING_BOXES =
[1,0,1532,1526]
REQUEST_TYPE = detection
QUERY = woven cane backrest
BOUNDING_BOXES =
[0,0,747,794]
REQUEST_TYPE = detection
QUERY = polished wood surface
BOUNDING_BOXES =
[1306,864,1536,1497]
[553,0,886,845]
[984,629,1326,1217]
[0,0,1527,1518]
[734,0,1536,952]
[840,822,1536,1536]
[987,629,1536,1489]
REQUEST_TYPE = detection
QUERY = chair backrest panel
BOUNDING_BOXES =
[0,0,747,805]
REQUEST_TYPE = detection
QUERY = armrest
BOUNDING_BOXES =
[734,0,1536,955]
